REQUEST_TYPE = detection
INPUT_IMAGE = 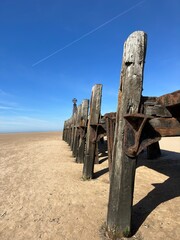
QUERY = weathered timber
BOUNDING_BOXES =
[72,104,82,157]
[76,99,89,163]
[157,90,180,107]
[107,31,147,238]
[66,119,72,145]
[83,84,102,180]
[149,117,180,136]
[94,120,107,164]
[104,112,116,177]
[62,120,67,141]
[157,90,180,119]
[140,96,162,158]
[144,104,172,117]
[142,91,180,118]
[70,112,77,151]
[72,98,78,115]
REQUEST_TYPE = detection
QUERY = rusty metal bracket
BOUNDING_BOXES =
[89,123,106,144]
[123,113,161,158]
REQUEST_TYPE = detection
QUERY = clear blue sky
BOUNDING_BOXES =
[0,0,179,133]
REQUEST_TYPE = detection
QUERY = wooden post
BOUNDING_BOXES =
[70,113,77,151]
[105,113,116,177]
[72,104,82,158]
[107,31,147,238]
[62,120,67,141]
[67,119,72,145]
[76,99,89,163]
[83,84,102,180]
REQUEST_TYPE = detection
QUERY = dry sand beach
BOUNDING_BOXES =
[0,132,180,240]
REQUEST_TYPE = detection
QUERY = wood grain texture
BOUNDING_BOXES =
[83,84,102,179]
[107,31,147,238]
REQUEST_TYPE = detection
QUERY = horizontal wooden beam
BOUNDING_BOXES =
[149,117,180,137]
[157,90,180,107]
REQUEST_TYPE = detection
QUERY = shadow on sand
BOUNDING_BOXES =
[93,167,109,179]
[132,149,180,234]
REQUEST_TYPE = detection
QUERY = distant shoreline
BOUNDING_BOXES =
[0,130,62,135]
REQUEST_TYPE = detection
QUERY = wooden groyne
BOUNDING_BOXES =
[63,31,180,238]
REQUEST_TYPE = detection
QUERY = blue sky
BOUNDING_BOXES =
[0,0,179,132]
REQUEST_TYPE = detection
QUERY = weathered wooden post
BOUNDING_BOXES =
[104,112,116,177]
[72,98,77,115]
[72,104,82,157]
[67,119,72,145]
[70,113,76,150]
[83,84,102,179]
[64,119,69,144]
[62,120,67,141]
[107,31,147,238]
[76,99,89,163]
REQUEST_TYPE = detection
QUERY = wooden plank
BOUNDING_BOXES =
[157,90,180,107]
[76,99,89,163]
[83,84,102,179]
[107,31,147,238]
[149,117,180,137]
[144,104,172,117]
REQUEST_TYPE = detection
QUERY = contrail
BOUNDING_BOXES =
[32,0,145,67]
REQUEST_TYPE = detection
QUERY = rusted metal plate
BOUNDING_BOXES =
[123,113,158,157]
[123,113,180,158]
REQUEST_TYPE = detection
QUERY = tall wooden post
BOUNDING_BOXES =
[76,99,89,163]
[62,120,66,141]
[67,119,72,145]
[83,84,102,180]
[105,112,116,177]
[72,104,82,157]
[107,31,147,238]
[72,98,77,115]
[70,113,77,151]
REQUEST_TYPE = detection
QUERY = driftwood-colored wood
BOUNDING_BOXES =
[72,104,82,157]
[149,117,180,136]
[66,119,72,146]
[83,84,102,180]
[157,90,180,107]
[70,112,77,151]
[104,112,116,177]
[76,99,89,163]
[62,120,67,141]
[107,31,147,238]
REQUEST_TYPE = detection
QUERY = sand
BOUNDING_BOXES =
[0,132,179,240]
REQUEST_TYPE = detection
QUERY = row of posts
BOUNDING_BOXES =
[63,31,147,238]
